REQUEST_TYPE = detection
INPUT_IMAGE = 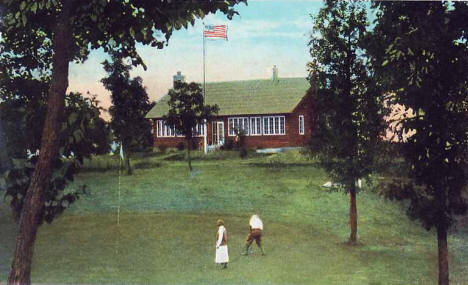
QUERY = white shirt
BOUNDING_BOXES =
[216,225,225,247]
[249,215,263,230]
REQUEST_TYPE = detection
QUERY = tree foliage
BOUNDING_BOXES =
[368,3,468,284]
[101,54,153,174]
[308,0,385,243]
[163,81,219,171]
[0,1,246,283]
[0,90,110,223]
[370,0,468,236]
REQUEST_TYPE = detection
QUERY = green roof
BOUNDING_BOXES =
[145,77,310,118]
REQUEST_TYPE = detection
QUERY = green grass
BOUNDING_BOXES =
[0,150,467,284]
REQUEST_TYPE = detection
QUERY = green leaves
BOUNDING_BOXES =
[308,0,384,189]
[101,53,153,159]
[369,1,468,231]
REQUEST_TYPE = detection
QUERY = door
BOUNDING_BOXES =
[212,121,225,146]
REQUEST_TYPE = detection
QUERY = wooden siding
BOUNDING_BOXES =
[150,93,315,149]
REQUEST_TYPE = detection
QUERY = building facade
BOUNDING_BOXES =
[146,76,315,149]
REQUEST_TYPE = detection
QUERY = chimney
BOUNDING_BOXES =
[272,65,278,82]
[173,71,185,87]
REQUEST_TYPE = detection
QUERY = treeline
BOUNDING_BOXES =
[307,2,468,285]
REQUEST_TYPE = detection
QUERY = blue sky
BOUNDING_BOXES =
[68,0,324,113]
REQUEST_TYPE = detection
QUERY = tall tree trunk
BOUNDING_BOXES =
[187,139,192,172]
[8,2,72,284]
[0,118,10,172]
[125,153,133,175]
[349,182,358,244]
[437,225,449,285]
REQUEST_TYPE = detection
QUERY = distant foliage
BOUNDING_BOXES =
[176,142,185,151]
[102,54,154,174]
[307,0,386,243]
[0,90,109,223]
[163,81,219,171]
[102,54,153,154]
[368,1,468,232]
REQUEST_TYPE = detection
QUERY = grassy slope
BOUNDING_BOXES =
[0,150,467,284]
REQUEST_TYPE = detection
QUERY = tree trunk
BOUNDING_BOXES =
[0,118,10,172]
[348,182,358,244]
[187,139,192,172]
[125,153,133,175]
[8,2,72,285]
[437,225,449,285]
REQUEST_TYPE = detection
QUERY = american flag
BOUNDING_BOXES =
[204,25,228,40]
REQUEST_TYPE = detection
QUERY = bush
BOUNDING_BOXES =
[239,148,248,159]
[158,145,168,153]
[190,139,199,150]
[223,139,234,150]
[176,142,185,151]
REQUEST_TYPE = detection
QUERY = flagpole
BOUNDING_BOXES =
[118,143,122,226]
[203,22,208,154]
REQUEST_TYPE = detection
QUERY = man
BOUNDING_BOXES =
[215,219,229,269]
[242,214,264,255]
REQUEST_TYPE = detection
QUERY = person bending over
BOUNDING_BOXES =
[242,214,264,255]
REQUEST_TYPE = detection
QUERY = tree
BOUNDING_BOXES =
[101,54,153,175]
[368,2,468,284]
[0,89,110,223]
[0,118,10,174]
[0,1,245,283]
[308,0,385,244]
[163,81,219,171]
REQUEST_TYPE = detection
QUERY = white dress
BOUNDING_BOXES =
[215,225,229,263]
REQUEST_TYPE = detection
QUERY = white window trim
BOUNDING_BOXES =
[249,117,262,136]
[157,120,176,137]
[262,115,286,136]
[228,117,250,136]
[192,123,206,137]
[157,120,205,138]
[299,115,305,135]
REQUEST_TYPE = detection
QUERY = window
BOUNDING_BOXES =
[250,117,262,135]
[192,123,205,137]
[157,120,205,137]
[157,120,175,137]
[263,115,285,135]
[228,117,249,136]
[299,115,305,135]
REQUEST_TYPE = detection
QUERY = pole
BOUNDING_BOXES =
[118,145,122,226]
[203,23,208,154]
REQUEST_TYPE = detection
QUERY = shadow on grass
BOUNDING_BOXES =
[248,162,319,168]
[162,152,267,161]
[133,161,163,169]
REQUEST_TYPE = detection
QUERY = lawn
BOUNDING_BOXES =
[0,150,467,284]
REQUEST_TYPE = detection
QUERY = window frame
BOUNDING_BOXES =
[262,115,286,136]
[249,117,262,136]
[299,115,305,135]
[228,117,250,136]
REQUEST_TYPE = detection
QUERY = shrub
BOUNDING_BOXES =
[239,148,248,159]
[176,142,185,151]
[223,139,234,150]
[190,139,199,150]
[158,144,168,153]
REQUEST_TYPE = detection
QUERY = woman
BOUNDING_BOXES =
[215,219,229,269]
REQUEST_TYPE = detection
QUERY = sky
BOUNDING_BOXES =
[68,0,324,117]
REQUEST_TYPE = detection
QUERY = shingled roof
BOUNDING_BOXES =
[145,77,310,118]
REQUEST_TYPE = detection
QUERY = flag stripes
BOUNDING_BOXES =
[204,25,227,39]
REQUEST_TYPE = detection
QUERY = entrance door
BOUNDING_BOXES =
[212,121,225,146]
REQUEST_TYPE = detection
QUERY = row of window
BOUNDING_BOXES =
[156,115,305,137]
[156,120,205,138]
[228,115,302,136]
